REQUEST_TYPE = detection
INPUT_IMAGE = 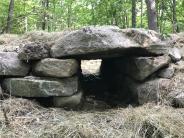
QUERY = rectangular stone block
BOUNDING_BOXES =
[2,76,78,97]
[33,58,79,78]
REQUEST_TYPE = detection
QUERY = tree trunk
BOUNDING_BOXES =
[91,2,96,26]
[24,0,28,32]
[42,0,49,31]
[46,0,50,31]
[159,1,164,33]
[172,0,179,33]
[140,0,143,28]
[42,0,46,30]
[67,2,72,28]
[132,0,136,28]
[145,0,158,31]
[6,0,14,33]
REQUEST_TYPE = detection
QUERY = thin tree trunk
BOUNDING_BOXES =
[125,12,129,28]
[67,2,72,28]
[53,0,56,31]
[159,1,164,33]
[6,0,14,33]
[140,0,143,28]
[145,0,158,31]
[42,0,46,30]
[156,0,159,31]
[91,2,96,26]
[24,0,28,32]
[42,0,49,31]
[46,0,50,31]
[172,0,179,32]
[132,0,136,28]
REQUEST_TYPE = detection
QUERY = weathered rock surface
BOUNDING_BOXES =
[172,61,184,73]
[121,28,162,46]
[127,56,171,81]
[0,52,30,76]
[18,42,50,60]
[128,78,171,105]
[2,76,78,97]
[157,65,175,79]
[51,26,167,59]
[33,58,79,78]
[169,48,181,62]
[101,56,171,82]
[173,92,184,107]
[127,72,184,106]
[53,92,83,108]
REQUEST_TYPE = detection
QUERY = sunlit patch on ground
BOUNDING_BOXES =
[81,59,102,75]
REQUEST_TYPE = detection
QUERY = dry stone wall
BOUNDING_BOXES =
[0,26,184,108]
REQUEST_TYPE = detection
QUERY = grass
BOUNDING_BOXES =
[0,98,184,138]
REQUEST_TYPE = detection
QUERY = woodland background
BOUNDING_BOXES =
[0,0,184,34]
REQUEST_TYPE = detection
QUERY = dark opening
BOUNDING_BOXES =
[80,58,138,108]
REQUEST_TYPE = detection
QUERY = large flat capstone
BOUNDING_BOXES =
[33,58,79,78]
[2,76,78,97]
[0,52,30,76]
[51,26,169,59]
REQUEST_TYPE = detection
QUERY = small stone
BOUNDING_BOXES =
[173,92,184,107]
[169,47,181,62]
[53,92,83,108]
[2,76,78,97]
[157,65,175,79]
[0,52,30,76]
[33,58,79,78]
[18,42,50,60]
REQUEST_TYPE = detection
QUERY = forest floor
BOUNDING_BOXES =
[0,98,184,138]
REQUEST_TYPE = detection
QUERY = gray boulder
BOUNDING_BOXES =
[51,26,167,59]
[157,65,175,79]
[173,92,184,107]
[169,48,181,62]
[101,56,170,81]
[0,52,30,76]
[18,42,50,60]
[53,92,83,108]
[2,76,78,97]
[128,72,184,106]
[128,78,171,105]
[33,58,79,78]
[127,56,171,81]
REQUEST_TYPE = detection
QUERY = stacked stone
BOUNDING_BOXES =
[48,26,184,107]
[1,26,184,108]
[0,44,82,108]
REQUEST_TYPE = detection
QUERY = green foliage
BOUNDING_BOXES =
[0,0,183,34]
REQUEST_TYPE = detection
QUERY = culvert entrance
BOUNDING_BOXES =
[80,58,138,108]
